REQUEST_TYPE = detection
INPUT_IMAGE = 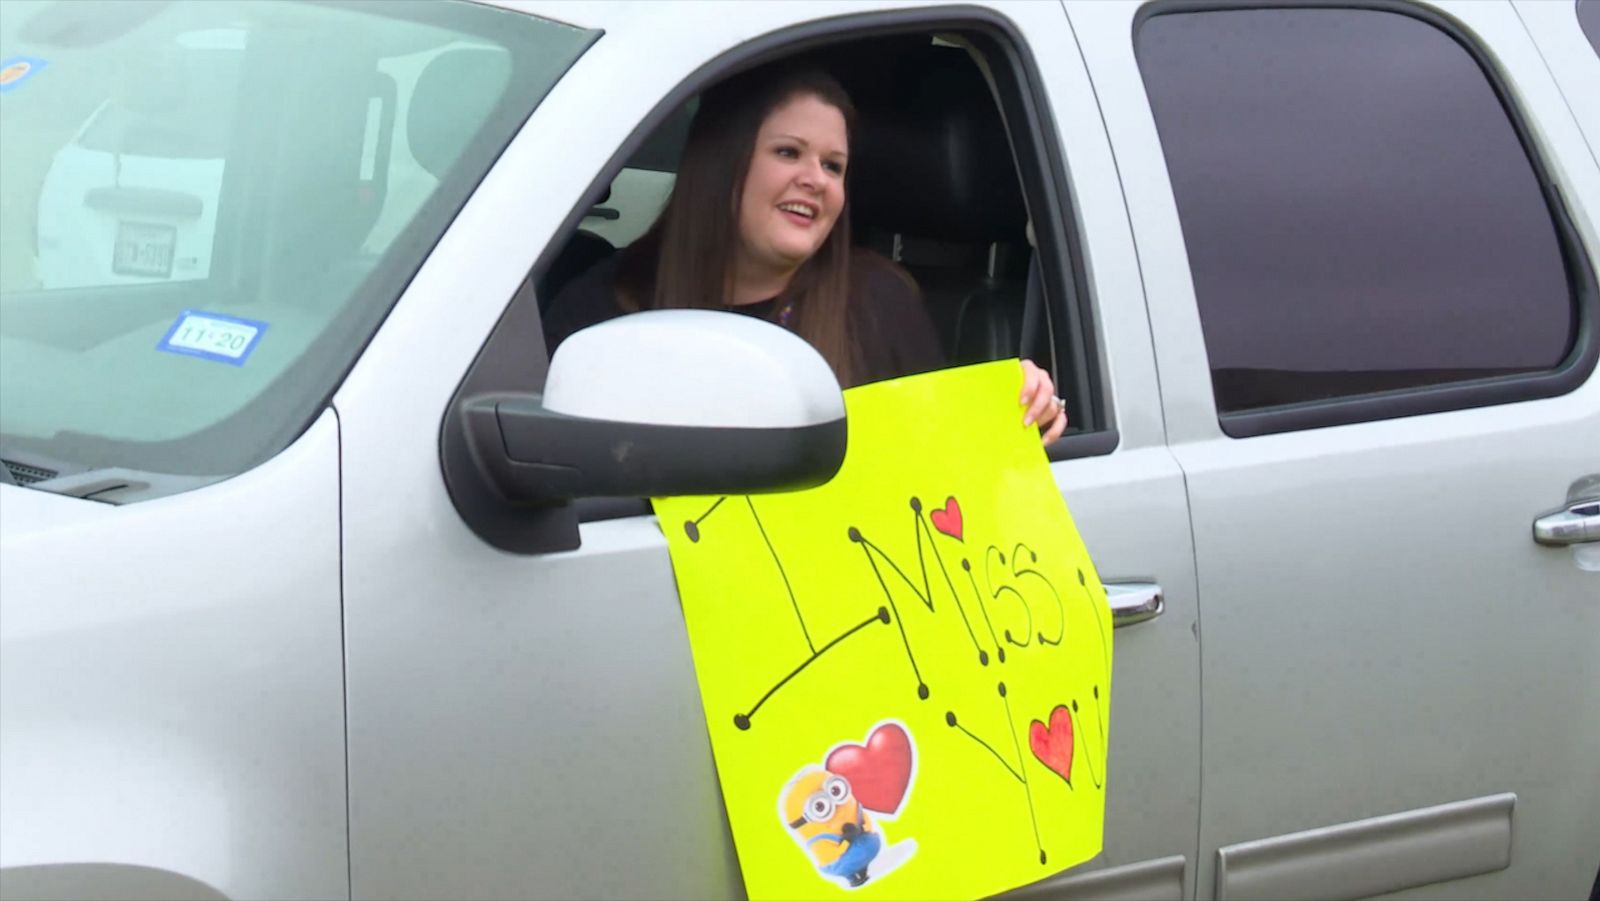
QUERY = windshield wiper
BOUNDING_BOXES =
[0,445,214,503]
[20,466,216,503]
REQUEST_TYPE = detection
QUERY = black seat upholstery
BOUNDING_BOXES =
[847,44,1030,365]
[540,227,614,303]
[539,168,615,303]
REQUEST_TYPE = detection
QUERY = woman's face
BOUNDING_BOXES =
[735,93,849,277]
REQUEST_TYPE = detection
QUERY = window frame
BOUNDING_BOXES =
[446,4,1119,524]
[1132,0,1599,438]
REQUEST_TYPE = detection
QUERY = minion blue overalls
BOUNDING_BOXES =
[808,807,881,887]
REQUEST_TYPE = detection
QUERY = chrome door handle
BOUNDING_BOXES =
[1105,580,1164,628]
[1533,499,1600,547]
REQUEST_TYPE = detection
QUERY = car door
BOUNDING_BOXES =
[1072,1,1600,898]
[335,2,1200,898]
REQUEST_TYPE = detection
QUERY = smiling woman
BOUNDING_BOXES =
[543,67,907,388]
[542,63,1069,436]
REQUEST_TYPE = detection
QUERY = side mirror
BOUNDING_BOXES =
[442,310,848,553]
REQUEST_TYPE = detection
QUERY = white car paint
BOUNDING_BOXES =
[1,1,1595,900]
[1070,2,1600,898]
[0,412,347,900]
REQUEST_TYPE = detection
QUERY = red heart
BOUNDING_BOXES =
[1029,705,1074,785]
[824,723,914,814]
[930,496,963,541]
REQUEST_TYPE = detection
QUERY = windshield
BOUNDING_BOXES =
[0,0,593,498]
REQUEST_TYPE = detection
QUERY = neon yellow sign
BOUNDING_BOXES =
[655,361,1112,900]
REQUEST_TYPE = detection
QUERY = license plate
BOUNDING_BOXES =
[112,221,176,278]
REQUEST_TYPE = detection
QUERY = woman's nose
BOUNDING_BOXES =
[795,156,824,190]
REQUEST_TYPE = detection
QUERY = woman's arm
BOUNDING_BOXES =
[847,250,945,386]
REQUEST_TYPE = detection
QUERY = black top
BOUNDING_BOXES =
[541,250,945,388]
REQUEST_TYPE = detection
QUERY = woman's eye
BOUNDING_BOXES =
[823,160,844,176]
[776,146,799,159]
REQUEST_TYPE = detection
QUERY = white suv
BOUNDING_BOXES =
[2,2,1597,900]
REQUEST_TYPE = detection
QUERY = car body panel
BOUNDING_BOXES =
[1068,0,1600,897]
[0,412,347,900]
[333,1,1200,897]
[1,0,1595,898]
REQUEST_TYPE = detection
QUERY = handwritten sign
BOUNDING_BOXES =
[654,361,1112,900]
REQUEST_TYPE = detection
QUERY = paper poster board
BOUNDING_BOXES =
[654,361,1113,900]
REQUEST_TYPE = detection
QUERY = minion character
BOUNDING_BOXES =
[781,767,882,888]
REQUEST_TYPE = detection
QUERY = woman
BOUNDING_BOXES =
[543,65,1069,442]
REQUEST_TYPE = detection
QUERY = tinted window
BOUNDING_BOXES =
[1136,8,1575,416]
[1581,0,1600,58]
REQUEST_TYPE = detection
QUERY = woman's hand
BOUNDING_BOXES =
[1020,359,1069,445]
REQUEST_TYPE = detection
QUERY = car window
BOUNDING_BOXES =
[1135,7,1578,420]
[576,102,694,248]
[544,36,1089,404]
[74,30,244,162]
[1581,0,1600,58]
[0,0,592,496]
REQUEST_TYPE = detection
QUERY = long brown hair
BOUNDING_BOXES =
[615,65,861,385]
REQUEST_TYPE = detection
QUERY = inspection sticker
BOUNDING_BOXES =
[0,57,48,93]
[157,310,268,366]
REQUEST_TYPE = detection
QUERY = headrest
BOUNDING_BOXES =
[848,48,1026,244]
[408,47,513,178]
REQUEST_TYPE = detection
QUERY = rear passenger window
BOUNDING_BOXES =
[1580,0,1600,58]
[1135,8,1581,423]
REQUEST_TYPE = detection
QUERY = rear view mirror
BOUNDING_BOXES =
[442,310,847,553]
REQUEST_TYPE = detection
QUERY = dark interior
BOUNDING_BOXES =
[538,32,1035,371]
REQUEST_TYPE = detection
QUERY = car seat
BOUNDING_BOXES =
[254,58,396,307]
[407,47,615,307]
[847,43,1031,366]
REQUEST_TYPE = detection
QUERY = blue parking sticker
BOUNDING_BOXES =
[0,57,48,94]
[156,310,269,366]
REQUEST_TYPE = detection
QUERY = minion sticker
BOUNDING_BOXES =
[779,721,919,890]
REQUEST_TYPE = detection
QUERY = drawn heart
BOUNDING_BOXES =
[1029,705,1074,785]
[930,496,963,542]
[825,723,914,814]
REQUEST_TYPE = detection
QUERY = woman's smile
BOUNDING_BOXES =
[778,200,820,226]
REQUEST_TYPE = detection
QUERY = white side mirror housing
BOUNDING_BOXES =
[542,310,845,428]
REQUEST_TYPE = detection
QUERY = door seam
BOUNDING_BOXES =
[332,403,353,901]
[1060,5,1208,898]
